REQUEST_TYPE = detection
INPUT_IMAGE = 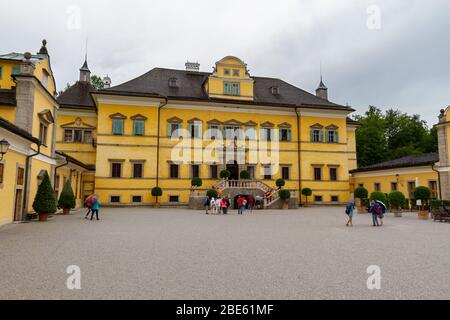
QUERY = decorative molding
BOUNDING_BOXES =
[187,117,202,123]
[260,121,274,128]
[109,113,127,119]
[223,119,243,126]
[310,123,324,129]
[130,114,148,120]
[38,109,54,124]
[244,121,257,127]
[207,119,223,125]
[326,124,339,130]
[167,116,183,123]
[278,122,292,128]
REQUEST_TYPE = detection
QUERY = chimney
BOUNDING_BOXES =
[185,61,200,72]
[14,52,36,133]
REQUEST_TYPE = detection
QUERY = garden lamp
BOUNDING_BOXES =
[0,139,10,160]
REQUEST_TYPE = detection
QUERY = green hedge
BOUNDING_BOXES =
[206,189,218,199]
[191,177,203,187]
[279,189,291,200]
[58,181,76,209]
[370,191,387,204]
[32,173,57,214]
[354,187,368,199]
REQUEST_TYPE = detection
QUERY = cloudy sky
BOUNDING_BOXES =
[2,0,449,126]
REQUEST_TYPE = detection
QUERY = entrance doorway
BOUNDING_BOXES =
[14,166,25,221]
[226,161,239,180]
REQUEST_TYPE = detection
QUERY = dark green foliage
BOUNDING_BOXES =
[240,170,250,180]
[151,187,163,197]
[276,179,286,188]
[206,189,218,199]
[279,189,291,200]
[354,187,368,199]
[388,191,406,209]
[90,75,105,90]
[302,188,312,197]
[414,186,431,201]
[220,170,231,179]
[354,106,438,167]
[191,177,202,187]
[431,200,450,207]
[370,192,387,203]
[32,173,57,214]
[58,181,76,209]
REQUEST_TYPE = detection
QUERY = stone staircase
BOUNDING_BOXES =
[213,180,281,208]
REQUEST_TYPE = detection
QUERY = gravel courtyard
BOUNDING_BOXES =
[0,207,449,300]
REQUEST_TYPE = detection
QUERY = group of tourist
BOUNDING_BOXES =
[204,194,265,215]
[84,194,101,221]
[345,200,386,227]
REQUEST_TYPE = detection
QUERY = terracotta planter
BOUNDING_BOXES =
[38,213,49,222]
[281,201,289,210]
[153,203,160,208]
[418,210,430,220]
[63,208,70,215]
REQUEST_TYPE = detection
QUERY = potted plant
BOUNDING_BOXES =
[206,189,218,199]
[240,170,250,180]
[354,187,368,213]
[279,189,291,209]
[58,181,76,215]
[302,188,312,207]
[191,177,202,188]
[32,173,57,222]
[276,179,285,189]
[388,191,406,217]
[414,186,431,219]
[370,191,388,204]
[151,187,163,208]
[220,170,231,180]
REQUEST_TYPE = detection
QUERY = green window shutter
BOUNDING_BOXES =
[134,120,144,135]
[319,130,324,142]
[326,130,330,143]
[11,65,21,76]
[310,129,314,142]
[279,129,283,141]
[0,65,2,79]
[167,123,172,137]
[335,131,339,143]
[287,129,292,141]
[113,119,123,135]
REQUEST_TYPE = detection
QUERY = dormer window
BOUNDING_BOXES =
[271,86,280,95]
[233,69,240,76]
[224,69,231,76]
[168,78,178,88]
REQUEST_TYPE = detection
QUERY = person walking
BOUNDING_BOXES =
[221,197,228,215]
[85,194,97,219]
[345,200,355,227]
[255,195,262,209]
[216,197,222,214]
[237,196,245,215]
[90,196,101,221]
[204,196,210,215]
[370,201,381,227]
[210,197,217,214]
[247,194,255,213]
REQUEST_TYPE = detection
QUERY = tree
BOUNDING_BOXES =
[191,177,202,188]
[279,190,291,200]
[90,75,105,90]
[276,179,285,188]
[354,187,368,200]
[151,187,163,204]
[388,192,406,210]
[220,170,231,180]
[32,173,57,214]
[206,189,218,199]
[240,170,250,180]
[58,181,76,209]
[370,192,387,204]
[414,186,431,211]
[302,188,312,205]
[354,106,437,167]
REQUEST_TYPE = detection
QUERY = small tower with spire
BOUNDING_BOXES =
[79,55,91,82]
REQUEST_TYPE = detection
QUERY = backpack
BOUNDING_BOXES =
[374,204,382,215]
[203,197,209,206]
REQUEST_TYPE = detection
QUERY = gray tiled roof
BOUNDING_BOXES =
[101,68,353,110]
[351,153,439,173]
[0,52,45,63]
[57,81,97,109]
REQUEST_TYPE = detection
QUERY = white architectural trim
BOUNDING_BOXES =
[58,109,97,116]
[165,103,296,115]
[0,128,34,156]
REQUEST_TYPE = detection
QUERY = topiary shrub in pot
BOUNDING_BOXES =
[32,173,57,222]
[302,188,312,207]
[58,180,76,215]
[414,186,431,220]
[220,170,231,180]
[354,187,368,213]
[206,189,218,199]
[151,187,163,208]
[388,191,406,217]
[276,179,285,189]
[240,170,250,180]
[370,191,388,204]
[279,189,291,209]
[191,177,202,188]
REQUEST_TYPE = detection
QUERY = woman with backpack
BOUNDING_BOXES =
[221,198,229,215]
[370,201,381,227]
[345,200,355,227]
